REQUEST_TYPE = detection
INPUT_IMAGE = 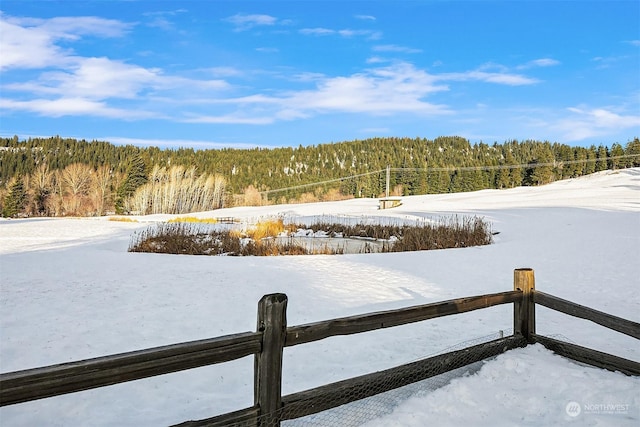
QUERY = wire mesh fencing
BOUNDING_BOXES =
[280,330,515,427]
[199,330,520,427]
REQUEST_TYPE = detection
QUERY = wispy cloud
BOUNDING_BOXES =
[6,57,229,100]
[338,29,376,38]
[300,27,337,36]
[283,62,450,115]
[373,44,422,54]
[439,70,539,86]
[143,9,188,17]
[300,27,381,39]
[224,14,278,31]
[591,55,631,69]
[366,56,387,64]
[516,58,560,69]
[173,62,453,125]
[551,106,640,142]
[0,97,159,119]
[142,7,188,30]
[256,47,279,53]
[355,15,376,21]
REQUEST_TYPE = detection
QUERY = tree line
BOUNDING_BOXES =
[1,135,638,217]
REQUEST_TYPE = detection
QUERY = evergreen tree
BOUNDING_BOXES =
[526,143,555,185]
[625,138,640,167]
[609,143,624,169]
[595,145,609,172]
[3,178,27,218]
[115,155,148,214]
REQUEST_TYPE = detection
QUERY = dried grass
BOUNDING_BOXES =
[108,216,138,222]
[247,219,285,240]
[128,215,493,256]
[168,216,219,224]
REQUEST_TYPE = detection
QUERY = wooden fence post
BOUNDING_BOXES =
[513,268,535,343]
[255,293,288,426]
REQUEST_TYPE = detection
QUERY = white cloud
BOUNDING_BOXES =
[0,19,69,70]
[6,57,229,100]
[476,62,509,73]
[591,55,630,69]
[299,27,335,36]
[552,106,640,142]
[30,16,131,39]
[300,27,380,39]
[0,97,158,119]
[440,70,539,86]
[366,56,388,64]
[279,62,451,116]
[553,107,640,141]
[517,58,560,69]
[355,15,376,21]
[147,17,174,31]
[337,29,373,37]
[373,44,422,54]
[256,47,279,53]
[168,62,453,124]
[224,14,277,31]
[0,14,132,70]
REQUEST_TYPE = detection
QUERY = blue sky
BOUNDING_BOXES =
[1,1,639,149]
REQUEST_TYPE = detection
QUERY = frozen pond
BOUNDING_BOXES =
[273,235,388,254]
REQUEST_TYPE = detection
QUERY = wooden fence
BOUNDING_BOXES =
[1,268,638,426]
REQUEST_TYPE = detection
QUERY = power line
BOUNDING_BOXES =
[390,154,640,173]
[260,154,640,196]
[260,169,386,196]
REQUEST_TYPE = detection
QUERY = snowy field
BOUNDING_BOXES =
[1,168,639,426]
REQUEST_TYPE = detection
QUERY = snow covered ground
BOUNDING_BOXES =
[1,168,639,426]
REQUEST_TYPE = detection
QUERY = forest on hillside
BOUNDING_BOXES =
[1,135,639,217]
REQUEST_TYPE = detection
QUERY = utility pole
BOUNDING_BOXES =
[385,165,390,198]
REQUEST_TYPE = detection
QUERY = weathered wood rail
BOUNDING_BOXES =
[1,268,638,426]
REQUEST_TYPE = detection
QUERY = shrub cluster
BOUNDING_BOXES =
[128,215,493,256]
[384,216,493,252]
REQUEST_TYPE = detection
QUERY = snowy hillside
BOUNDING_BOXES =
[1,168,639,426]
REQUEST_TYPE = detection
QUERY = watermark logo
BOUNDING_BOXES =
[566,401,631,417]
[566,401,581,417]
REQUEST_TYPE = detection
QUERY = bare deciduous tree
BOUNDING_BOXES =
[92,165,112,216]
[29,163,54,215]
[127,166,226,214]
[61,163,93,215]
[243,185,263,206]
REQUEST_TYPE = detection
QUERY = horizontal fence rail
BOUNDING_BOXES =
[2,268,639,427]
[0,331,262,406]
[174,405,261,427]
[534,290,640,340]
[532,334,640,376]
[286,290,522,347]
